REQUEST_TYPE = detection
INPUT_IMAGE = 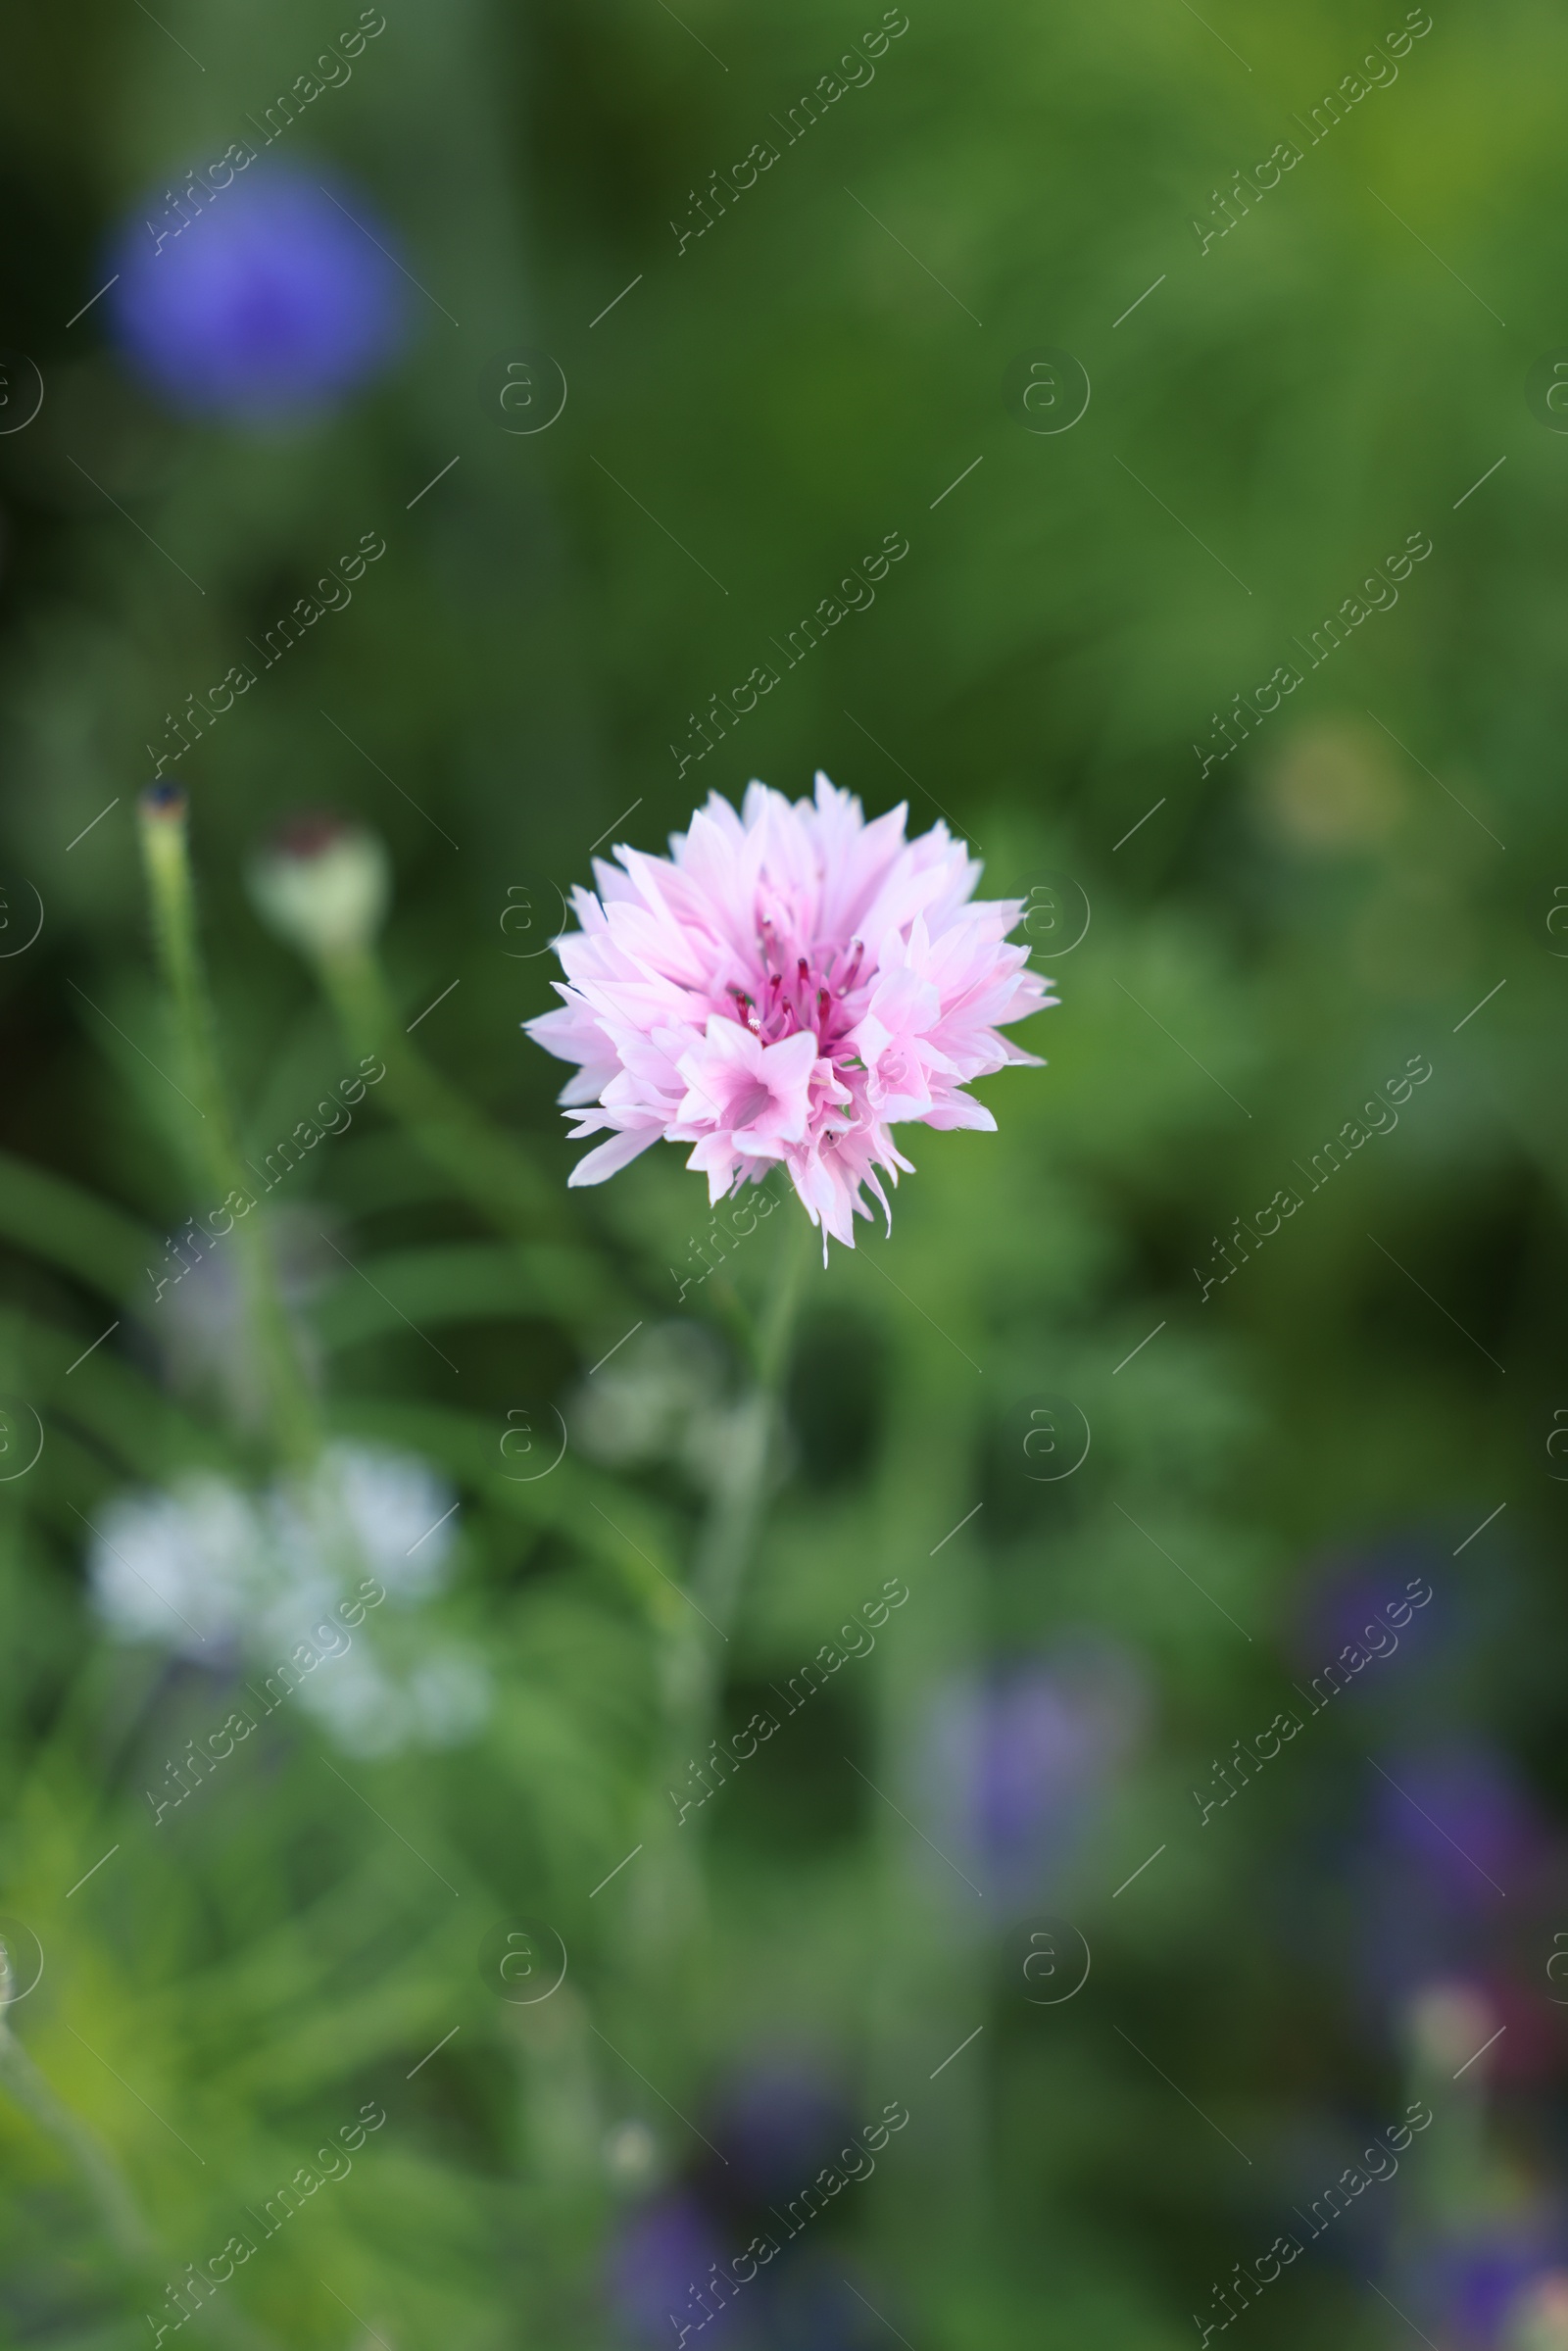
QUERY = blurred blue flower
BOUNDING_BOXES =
[1441,2239,1543,2351]
[920,1641,1147,1909]
[607,2192,754,2348]
[1297,1536,1448,1698]
[1389,2225,1568,2351]
[1344,1740,1567,2047]
[705,2052,852,2208]
[1372,1744,1551,1910]
[107,164,407,421]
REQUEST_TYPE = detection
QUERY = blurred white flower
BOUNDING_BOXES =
[570,1322,722,1468]
[603,2119,661,2187]
[287,1636,488,1758]
[90,1472,265,1651]
[569,1320,752,1492]
[270,1440,456,1605]
[294,1639,397,1751]
[86,1443,487,1756]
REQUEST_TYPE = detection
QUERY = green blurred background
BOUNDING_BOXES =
[0,0,1565,2346]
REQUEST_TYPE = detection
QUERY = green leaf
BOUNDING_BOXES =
[0,1150,155,1304]
[312,1243,621,1350]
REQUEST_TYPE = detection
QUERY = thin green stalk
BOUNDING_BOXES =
[627,1206,813,1974]
[503,1989,608,2340]
[491,1218,810,2267]
[0,2014,153,2269]
[689,1203,812,1636]
[137,789,318,1466]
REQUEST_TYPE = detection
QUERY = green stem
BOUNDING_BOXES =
[137,792,318,1467]
[627,1206,813,1973]
[503,1989,607,2338]
[0,2018,153,2270]
[315,939,565,1240]
[689,1204,811,1635]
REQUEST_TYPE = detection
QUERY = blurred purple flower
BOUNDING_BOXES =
[1442,2242,1543,2350]
[607,2192,754,2348]
[107,165,407,421]
[1390,2223,1568,2351]
[1372,1745,1551,1910]
[1346,1741,1568,2043]
[706,2053,852,2208]
[1296,1538,1447,1695]
[921,1641,1147,1909]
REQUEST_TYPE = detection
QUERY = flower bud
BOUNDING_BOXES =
[603,2119,660,2187]
[248,814,390,958]
[1404,1977,1494,2075]
[139,780,188,823]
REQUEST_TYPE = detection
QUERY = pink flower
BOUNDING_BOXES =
[525,775,1054,1251]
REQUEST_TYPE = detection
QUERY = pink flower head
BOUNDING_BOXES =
[525,775,1054,1252]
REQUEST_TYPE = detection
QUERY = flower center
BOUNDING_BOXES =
[730,930,865,1055]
